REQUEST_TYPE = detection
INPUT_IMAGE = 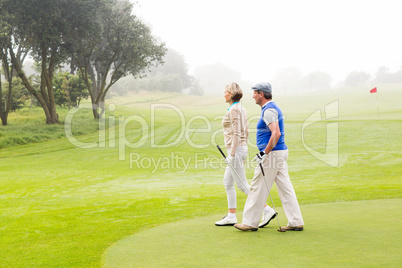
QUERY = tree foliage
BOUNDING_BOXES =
[302,71,332,91]
[374,66,402,84]
[193,63,246,94]
[1,76,30,112]
[1,0,165,123]
[149,48,192,88]
[53,72,89,109]
[4,0,80,124]
[114,48,198,95]
[344,71,371,86]
[271,67,304,94]
[0,0,30,125]
[70,0,166,118]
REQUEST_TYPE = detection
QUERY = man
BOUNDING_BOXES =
[234,82,304,232]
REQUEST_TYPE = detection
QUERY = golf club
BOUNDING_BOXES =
[216,145,250,194]
[257,153,286,232]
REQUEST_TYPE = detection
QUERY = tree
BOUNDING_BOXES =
[1,76,29,112]
[4,0,82,124]
[374,66,391,84]
[147,73,183,92]
[118,48,197,94]
[372,66,402,84]
[2,0,165,122]
[344,71,370,86]
[272,67,303,94]
[0,3,12,125]
[71,0,166,119]
[189,78,203,96]
[302,71,332,91]
[193,63,246,94]
[391,67,402,83]
[0,47,29,126]
[0,1,30,126]
[149,48,192,88]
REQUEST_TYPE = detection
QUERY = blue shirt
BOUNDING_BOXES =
[256,102,287,151]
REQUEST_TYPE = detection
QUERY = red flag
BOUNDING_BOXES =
[370,87,377,93]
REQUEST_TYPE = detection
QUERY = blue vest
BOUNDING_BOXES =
[256,102,287,151]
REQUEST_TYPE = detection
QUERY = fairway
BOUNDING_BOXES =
[1,0,402,266]
[102,199,402,267]
[0,85,401,267]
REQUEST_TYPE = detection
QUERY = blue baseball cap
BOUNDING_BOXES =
[251,82,272,93]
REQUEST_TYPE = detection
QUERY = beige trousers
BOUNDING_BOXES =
[224,146,250,209]
[242,149,304,228]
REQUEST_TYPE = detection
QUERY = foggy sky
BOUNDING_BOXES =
[135,0,402,84]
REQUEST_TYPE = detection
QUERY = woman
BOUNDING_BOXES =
[215,83,277,227]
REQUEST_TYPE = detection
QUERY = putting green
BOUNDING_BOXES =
[102,199,401,267]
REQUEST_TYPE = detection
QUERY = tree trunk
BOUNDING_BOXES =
[9,44,56,124]
[0,114,7,126]
[6,67,13,116]
[42,45,59,124]
[99,91,107,118]
[0,48,11,126]
[1,74,13,126]
[79,64,101,120]
[91,99,100,119]
[0,73,4,126]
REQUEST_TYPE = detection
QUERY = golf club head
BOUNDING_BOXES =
[278,228,286,232]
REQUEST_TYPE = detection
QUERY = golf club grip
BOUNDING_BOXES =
[259,163,265,176]
[217,145,227,159]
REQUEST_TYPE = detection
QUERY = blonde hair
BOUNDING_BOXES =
[225,82,243,102]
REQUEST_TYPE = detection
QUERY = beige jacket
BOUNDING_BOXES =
[222,103,248,155]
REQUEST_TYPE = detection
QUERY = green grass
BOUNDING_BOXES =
[103,199,402,267]
[0,106,100,149]
[0,85,401,267]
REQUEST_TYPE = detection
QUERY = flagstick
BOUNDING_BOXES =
[376,92,379,116]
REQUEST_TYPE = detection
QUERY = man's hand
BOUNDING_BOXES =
[225,154,234,165]
[253,151,268,164]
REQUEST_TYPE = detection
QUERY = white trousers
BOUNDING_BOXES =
[223,146,250,209]
[242,149,304,228]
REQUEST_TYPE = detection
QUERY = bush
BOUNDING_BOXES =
[53,71,89,108]
[1,77,31,112]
